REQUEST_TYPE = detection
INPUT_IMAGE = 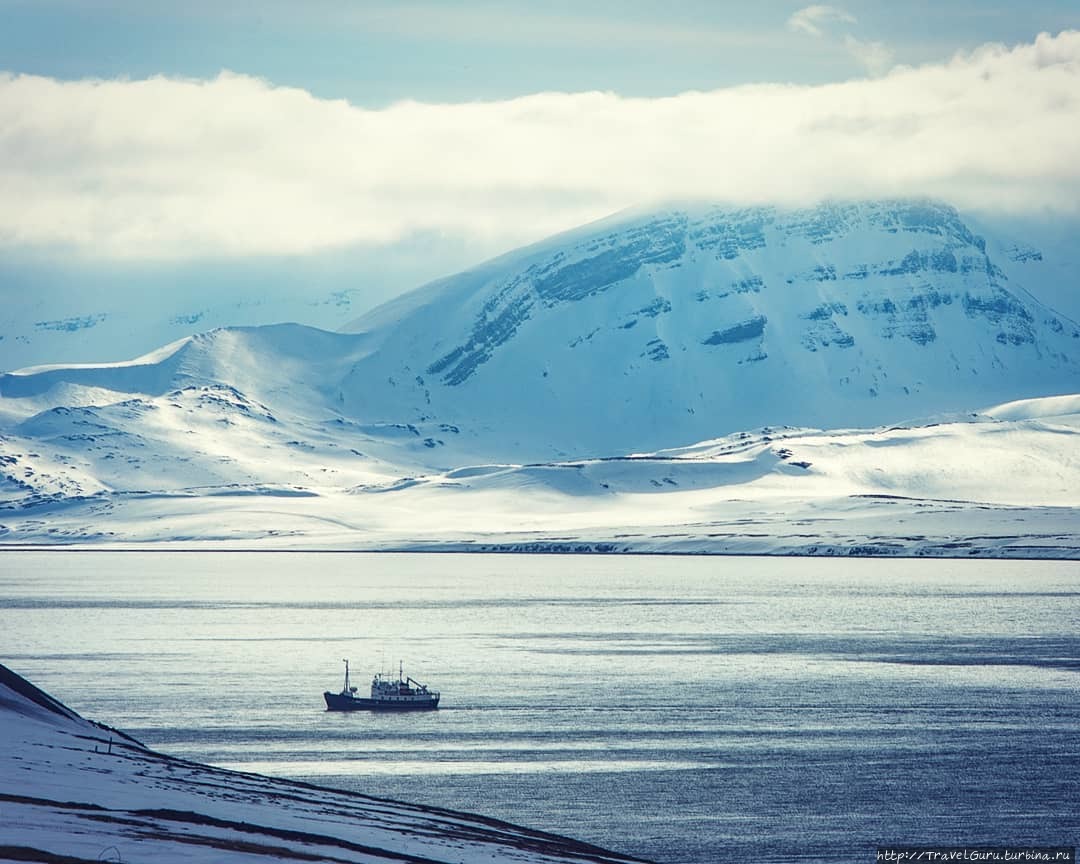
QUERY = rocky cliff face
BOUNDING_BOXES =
[418,202,1019,386]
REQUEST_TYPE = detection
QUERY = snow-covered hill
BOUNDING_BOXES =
[1,393,1077,556]
[0,662,646,864]
[0,199,1078,553]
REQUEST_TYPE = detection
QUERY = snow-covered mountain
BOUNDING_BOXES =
[1,199,1078,553]
[0,663,645,864]
[335,199,1080,458]
[4,199,1079,463]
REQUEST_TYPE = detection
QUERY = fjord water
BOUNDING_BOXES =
[1,553,1077,863]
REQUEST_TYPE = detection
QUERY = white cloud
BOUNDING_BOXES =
[788,5,893,75]
[1,30,1079,260]
[787,5,856,38]
[843,34,896,75]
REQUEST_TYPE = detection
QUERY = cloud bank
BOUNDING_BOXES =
[2,30,1079,259]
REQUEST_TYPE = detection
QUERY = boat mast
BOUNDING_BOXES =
[342,658,350,692]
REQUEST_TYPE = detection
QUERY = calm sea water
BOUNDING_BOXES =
[1,552,1078,863]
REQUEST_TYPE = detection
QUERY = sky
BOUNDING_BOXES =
[1,0,1079,365]
[4,1,1079,104]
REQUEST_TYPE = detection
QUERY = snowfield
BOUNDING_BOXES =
[0,663,646,864]
[0,396,1077,557]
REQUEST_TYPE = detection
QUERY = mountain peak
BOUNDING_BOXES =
[329,198,1078,458]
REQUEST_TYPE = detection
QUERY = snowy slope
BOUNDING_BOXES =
[0,663,646,864]
[1,396,1077,557]
[963,210,1080,323]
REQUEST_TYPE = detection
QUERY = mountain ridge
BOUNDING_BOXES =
[3,198,1079,464]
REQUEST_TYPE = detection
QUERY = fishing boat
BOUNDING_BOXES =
[324,659,440,711]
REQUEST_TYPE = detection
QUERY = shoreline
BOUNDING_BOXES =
[1,542,1078,560]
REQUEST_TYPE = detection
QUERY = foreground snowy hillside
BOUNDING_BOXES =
[0,663,646,864]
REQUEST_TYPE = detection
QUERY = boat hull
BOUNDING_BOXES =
[324,691,440,712]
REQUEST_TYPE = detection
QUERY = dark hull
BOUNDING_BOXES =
[324,691,439,712]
